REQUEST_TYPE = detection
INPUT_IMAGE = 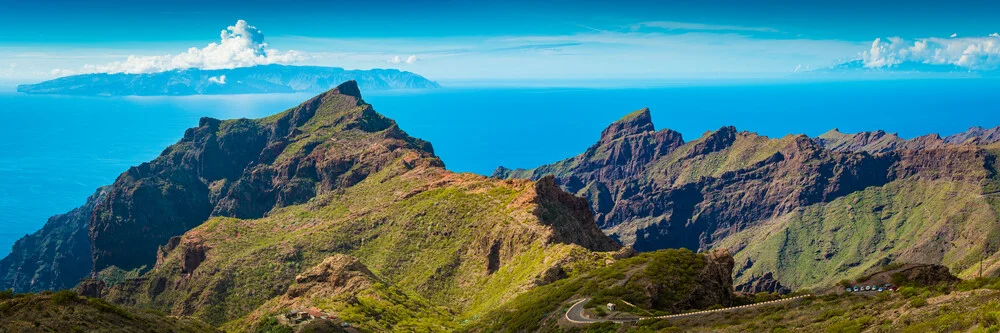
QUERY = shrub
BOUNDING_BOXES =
[586,322,619,333]
[909,297,928,308]
[252,317,294,333]
[981,311,1000,327]
[838,279,852,288]
[0,289,12,301]
[87,298,133,319]
[51,290,79,305]
[883,262,905,271]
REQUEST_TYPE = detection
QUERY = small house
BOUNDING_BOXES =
[607,303,616,311]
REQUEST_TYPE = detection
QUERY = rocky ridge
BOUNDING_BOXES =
[495,108,1000,288]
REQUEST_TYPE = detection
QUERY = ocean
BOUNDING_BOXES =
[2,78,1000,254]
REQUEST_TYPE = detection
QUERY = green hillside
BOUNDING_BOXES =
[720,179,1000,290]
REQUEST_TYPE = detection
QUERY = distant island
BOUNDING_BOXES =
[16,64,439,96]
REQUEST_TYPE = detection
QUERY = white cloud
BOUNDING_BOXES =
[59,20,304,75]
[861,33,1000,70]
[208,75,226,84]
[389,54,418,64]
[950,33,958,38]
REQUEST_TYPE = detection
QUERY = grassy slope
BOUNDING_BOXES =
[0,290,216,332]
[645,132,796,187]
[465,249,707,333]
[106,158,609,330]
[718,179,1000,290]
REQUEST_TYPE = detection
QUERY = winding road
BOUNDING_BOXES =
[565,295,812,324]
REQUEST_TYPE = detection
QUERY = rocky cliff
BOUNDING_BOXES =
[0,187,107,292]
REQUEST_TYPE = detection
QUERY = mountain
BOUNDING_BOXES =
[0,81,623,332]
[15,65,439,96]
[945,126,1000,145]
[494,108,1000,290]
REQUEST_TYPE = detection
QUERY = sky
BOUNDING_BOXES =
[1,0,999,83]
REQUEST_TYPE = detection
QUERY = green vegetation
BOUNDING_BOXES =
[0,291,216,332]
[719,179,1000,290]
[466,249,707,332]
[648,131,798,187]
[660,288,1000,332]
[100,149,613,330]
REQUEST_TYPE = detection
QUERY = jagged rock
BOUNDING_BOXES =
[677,249,736,309]
[735,272,792,295]
[286,255,378,299]
[945,126,1000,144]
[612,247,638,260]
[180,240,208,274]
[76,278,106,298]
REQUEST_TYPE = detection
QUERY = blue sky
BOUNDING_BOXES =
[2,0,999,83]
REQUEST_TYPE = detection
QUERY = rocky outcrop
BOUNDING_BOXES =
[494,108,684,222]
[532,176,620,252]
[945,126,1000,145]
[677,249,736,309]
[284,255,378,299]
[734,272,792,295]
[859,264,960,287]
[0,187,107,292]
[75,278,106,298]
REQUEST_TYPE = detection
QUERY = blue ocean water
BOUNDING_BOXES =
[2,79,1000,254]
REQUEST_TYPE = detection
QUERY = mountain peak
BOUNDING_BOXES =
[330,80,362,99]
[600,108,654,140]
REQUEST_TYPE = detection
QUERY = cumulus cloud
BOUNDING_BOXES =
[389,55,418,64]
[861,34,1000,70]
[64,20,304,75]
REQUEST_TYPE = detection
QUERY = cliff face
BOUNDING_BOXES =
[495,108,685,228]
[0,187,107,292]
[495,109,1000,288]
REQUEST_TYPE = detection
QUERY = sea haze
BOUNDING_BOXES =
[1,78,1000,254]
